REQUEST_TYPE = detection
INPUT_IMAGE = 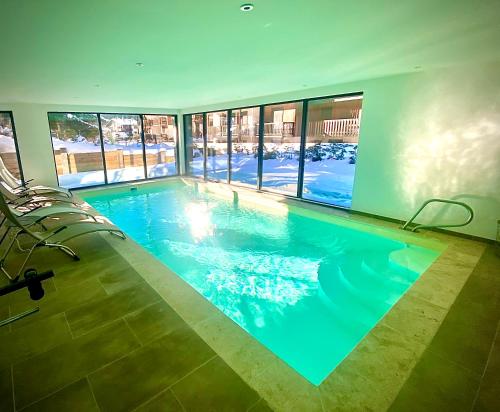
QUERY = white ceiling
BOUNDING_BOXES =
[1,0,499,108]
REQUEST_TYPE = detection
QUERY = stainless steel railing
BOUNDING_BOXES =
[401,198,474,232]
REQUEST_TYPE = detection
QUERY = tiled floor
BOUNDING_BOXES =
[0,234,267,411]
[0,214,498,411]
[389,246,500,412]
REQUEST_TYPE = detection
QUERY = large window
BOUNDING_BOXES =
[49,112,178,189]
[100,114,145,183]
[230,107,259,187]
[303,96,362,207]
[184,114,204,178]
[0,111,23,182]
[206,111,228,182]
[143,115,177,178]
[183,93,363,209]
[262,102,303,195]
[48,112,105,188]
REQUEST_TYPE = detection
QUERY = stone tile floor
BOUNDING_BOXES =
[0,228,498,411]
[389,245,500,412]
[0,234,268,411]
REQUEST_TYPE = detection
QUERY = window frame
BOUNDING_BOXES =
[0,110,25,184]
[48,111,180,190]
[183,91,363,210]
[227,106,261,190]
[205,109,229,183]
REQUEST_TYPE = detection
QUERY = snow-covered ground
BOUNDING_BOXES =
[0,134,16,152]
[191,153,356,208]
[54,138,356,207]
[59,163,178,188]
[52,137,175,156]
[53,138,177,187]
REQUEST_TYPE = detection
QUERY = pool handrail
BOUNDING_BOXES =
[401,198,474,232]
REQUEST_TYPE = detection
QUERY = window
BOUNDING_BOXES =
[48,112,105,188]
[261,102,303,195]
[100,114,144,183]
[49,112,178,188]
[206,111,228,182]
[184,114,204,178]
[0,111,23,182]
[183,92,363,209]
[143,115,178,178]
[302,95,362,207]
[230,107,259,187]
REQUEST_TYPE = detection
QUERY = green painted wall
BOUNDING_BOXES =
[1,62,499,239]
[0,103,180,188]
[181,62,500,240]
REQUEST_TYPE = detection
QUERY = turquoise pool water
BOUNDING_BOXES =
[83,182,440,385]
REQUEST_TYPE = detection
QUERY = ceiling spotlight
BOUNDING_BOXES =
[136,62,144,67]
[240,3,254,12]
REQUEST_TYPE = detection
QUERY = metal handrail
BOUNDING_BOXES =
[401,198,474,232]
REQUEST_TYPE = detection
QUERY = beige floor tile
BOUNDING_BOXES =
[65,282,160,337]
[20,378,99,412]
[13,320,139,409]
[0,313,72,370]
[172,356,260,412]
[88,324,215,412]
[124,300,186,345]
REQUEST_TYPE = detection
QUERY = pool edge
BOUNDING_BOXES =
[75,186,487,411]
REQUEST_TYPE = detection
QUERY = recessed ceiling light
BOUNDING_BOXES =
[136,62,144,67]
[240,4,254,12]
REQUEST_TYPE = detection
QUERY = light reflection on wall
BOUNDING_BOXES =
[394,67,500,236]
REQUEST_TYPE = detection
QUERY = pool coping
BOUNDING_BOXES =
[78,178,487,411]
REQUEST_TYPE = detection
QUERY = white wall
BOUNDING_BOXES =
[182,62,500,240]
[0,103,179,187]
[1,63,498,239]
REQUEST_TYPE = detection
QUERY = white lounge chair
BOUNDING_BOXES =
[0,156,72,198]
[0,191,125,281]
[0,181,80,209]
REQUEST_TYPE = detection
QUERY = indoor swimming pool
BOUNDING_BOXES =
[82,180,441,385]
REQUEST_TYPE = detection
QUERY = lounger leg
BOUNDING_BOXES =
[109,230,126,240]
[44,243,80,261]
[0,241,38,281]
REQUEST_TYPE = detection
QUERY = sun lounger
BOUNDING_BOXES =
[0,191,125,281]
[0,156,72,198]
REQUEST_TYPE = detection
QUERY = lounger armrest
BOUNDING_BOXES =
[13,179,34,190]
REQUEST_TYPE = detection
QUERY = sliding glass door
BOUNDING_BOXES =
[206,111,228,182]
[230,107,259,187]
[261,102,303,195]
[302,96,362,208]
[99,114,145,183]
[184,114,204,178]
[143,115,177,178]
[48,113,105,188]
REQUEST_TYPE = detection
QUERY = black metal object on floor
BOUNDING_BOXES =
[0,269,54,327]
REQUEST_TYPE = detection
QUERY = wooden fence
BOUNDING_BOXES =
[307,118,360,141]
[0,152,21,179]
[54,148,175,175]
